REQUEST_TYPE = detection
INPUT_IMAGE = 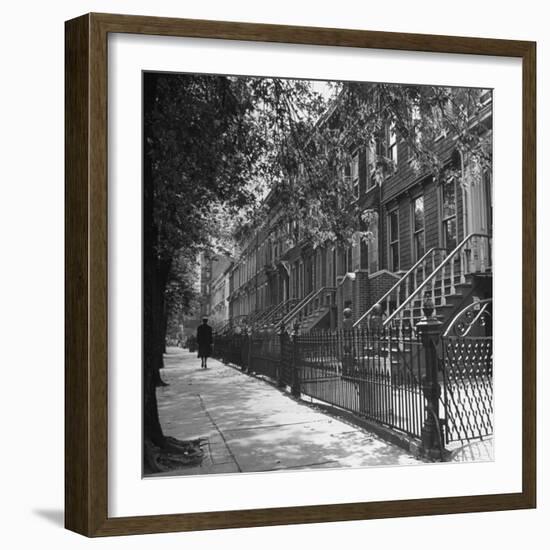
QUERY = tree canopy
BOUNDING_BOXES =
[146,73,491,266]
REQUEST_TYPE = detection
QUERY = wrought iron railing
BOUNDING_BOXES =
[260,298,300,327]
[441,335,493,444]
[278,290,316,327]
[384,233,492,328]
[213,327,425,440]
[212,301,493,454]
[280,286,336,330]
[439,298,493,444]
[212,318,230,334]
[212,332,249,368]
[247,304,277,328]
[353,247,447,329]
[249,333,281,380]
[443,298,492,337]
[297,327,425,438]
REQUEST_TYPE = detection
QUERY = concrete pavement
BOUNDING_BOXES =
[152,347,423,477]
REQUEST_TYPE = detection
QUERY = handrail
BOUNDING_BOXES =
[232,315,247,325]
[280,286,335,328]
[261,298,298,326]
[353,246,446,328]
[245,308,263,325]
[279,290,317,327]
[248,304,276,326]
[214,318,232,334]
[384,233,491,327]
[256,300,293,326]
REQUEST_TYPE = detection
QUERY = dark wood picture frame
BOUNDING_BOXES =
[65,12,536,537]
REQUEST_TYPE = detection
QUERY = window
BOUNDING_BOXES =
[351,232,361,272]
[441,177,457,251]
[373,121,398,178]
[388,209,400,271]
[344,245,353,273]
[412,196,425,261]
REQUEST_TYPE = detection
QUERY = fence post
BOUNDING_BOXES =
[278,322,287,388]
[238,331,245,371]
[291,320,301,398]
[245,327,253,374]
[342,307,354,377]
[416,294,444,460]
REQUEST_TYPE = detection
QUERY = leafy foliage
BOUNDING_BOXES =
[145,73,491,316]
[145,73,266,261]
[164,249,199,339]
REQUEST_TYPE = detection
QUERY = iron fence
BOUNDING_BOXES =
[249,333,281,380]
[441,335,493,444]
[297,328,425,439]
[213,314,494,457]
[212,332,249,369]
[214,327,425,440]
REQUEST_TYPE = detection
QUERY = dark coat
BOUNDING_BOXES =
[196,324,213,358]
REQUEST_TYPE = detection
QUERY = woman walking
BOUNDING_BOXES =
[196,316,213,369]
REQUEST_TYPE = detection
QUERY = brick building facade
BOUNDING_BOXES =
[202,89,493,333]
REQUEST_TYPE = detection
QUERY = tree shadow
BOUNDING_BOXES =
[156,355,421,475]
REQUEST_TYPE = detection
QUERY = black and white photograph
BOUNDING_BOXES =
[1,0,544,544]
[142,71,493,477]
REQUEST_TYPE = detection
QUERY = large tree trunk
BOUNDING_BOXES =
[143,72,166,464]
[153,258,171,385]
[162,303,168,355]
[142,72,204,474]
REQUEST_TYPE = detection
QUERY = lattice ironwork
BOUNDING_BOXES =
[442,336,493,444]
[444,298,492,338]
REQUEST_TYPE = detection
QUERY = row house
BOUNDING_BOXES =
[213,89,493,334]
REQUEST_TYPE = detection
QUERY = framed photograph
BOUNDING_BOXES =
[65,13,536,537]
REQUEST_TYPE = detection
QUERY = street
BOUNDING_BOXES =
[153,347,423,476]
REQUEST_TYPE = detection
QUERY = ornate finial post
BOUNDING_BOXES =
[422,291,435,319]
[277,321,288,388]
[342,307,354,377]
[370,303,384,355]
[244,322,253,374]
[292,319,300,338]
[416,295,445,460]
[290,320,301,397]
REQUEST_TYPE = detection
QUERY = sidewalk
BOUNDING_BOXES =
[153,347,422,476]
